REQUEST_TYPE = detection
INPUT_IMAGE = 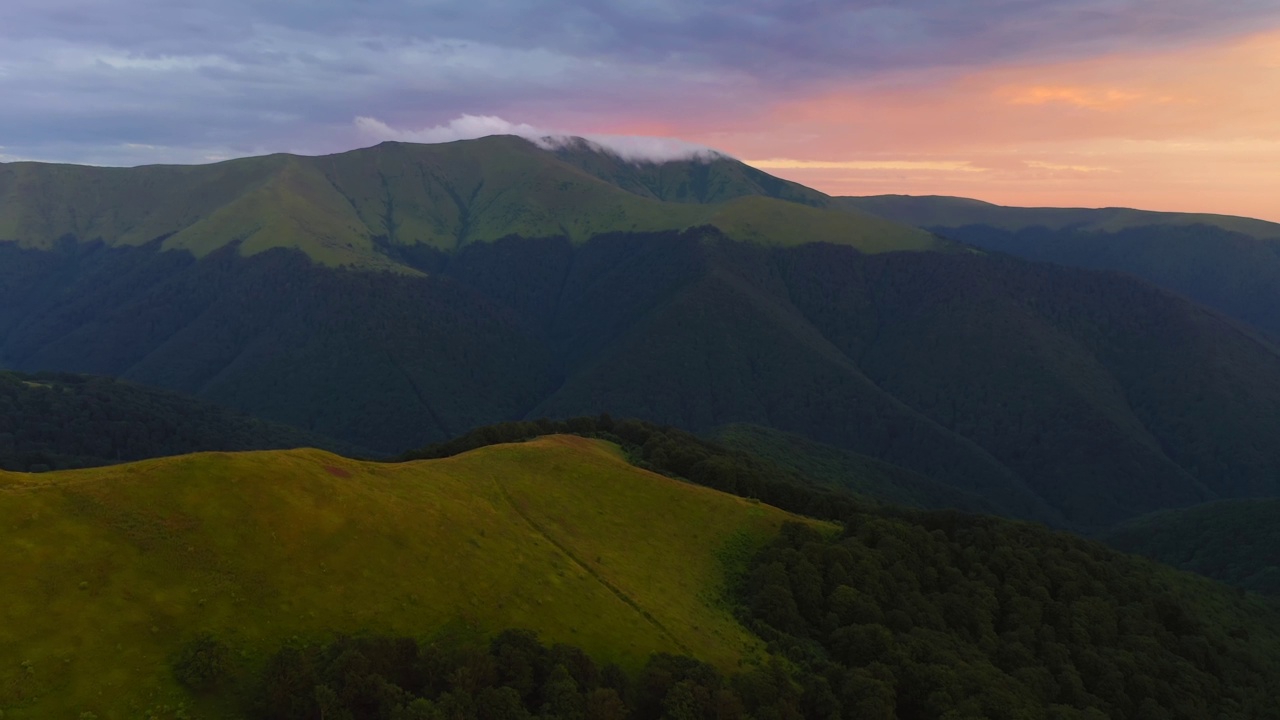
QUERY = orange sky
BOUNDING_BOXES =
[677,29,1280,222]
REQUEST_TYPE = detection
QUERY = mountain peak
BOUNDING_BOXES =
[0,137,945,269]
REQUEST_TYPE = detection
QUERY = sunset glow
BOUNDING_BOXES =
[716,30,1280,221]
[3,1,1278,220]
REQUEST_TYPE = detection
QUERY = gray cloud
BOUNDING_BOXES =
[1,0,1277,164]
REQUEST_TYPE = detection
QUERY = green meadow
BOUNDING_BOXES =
[0,436,826,719]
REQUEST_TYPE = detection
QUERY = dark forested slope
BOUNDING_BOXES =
[0,370,355,471]
[4,230,1280,527]
[840,195,1280,337]
[395,418,1280,720]
[1102,499,1280,596]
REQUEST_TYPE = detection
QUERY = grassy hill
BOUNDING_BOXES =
[0,137,944,270]
[0,435,821,719]
[0,370,359,471]
[840,194,1280,337]
[397,419,1280,720]
[1102,499,1280,596]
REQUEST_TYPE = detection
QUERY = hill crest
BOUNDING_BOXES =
[0,137,943,270]
[0,435,822,717]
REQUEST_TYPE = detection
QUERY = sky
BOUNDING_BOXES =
[1,1,1278,221]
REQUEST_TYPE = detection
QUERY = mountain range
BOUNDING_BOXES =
[5,137,1280,719]
[841,194,1280,337]
[4,136,1280,530]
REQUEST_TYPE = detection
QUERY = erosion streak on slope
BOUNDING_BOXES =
[493,477,695,657]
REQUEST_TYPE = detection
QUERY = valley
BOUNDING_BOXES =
[3,137,1280,719]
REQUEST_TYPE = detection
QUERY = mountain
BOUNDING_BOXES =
[0,370,358,471]
[5,139,1280,528]
[0,137,943,272]
[5,227,1280,528]
[0,435,819,718]
[1102,499,1280,597]
[840,195,1280,337]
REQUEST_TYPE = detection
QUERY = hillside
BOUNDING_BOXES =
[841,195,1280,336]
[5,230,1280,528]
[839,195,1280,238]
[0,137,943,270]
[0,435,817,719]
[0,370,357,471]
[396,419,1280,720]
[714,423,998,514]
[1102,499,1280,596]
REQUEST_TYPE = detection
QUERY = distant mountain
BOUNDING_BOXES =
[0,137,944,272]
[841,194,1280,336]
[1102,499,1280,596]
[5,228,1280,528]
[0,370,357,471]
[838,195,1280,238]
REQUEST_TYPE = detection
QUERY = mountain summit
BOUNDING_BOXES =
[0,136,942,271]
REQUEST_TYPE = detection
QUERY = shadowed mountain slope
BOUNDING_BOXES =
[0,370,358,472]
[5,231,1280,528]
[1102,499,1280,596]
[840,194,1280,336]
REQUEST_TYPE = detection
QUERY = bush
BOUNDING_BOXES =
[171,634,232,692]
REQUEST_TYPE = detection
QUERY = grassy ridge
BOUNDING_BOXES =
[0,436,823,719]
[0,138,944,270]
[840,194,1280,238]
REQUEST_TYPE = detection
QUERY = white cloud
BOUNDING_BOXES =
[354,114,728,164]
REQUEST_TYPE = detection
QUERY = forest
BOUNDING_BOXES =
[1102,500,1280,597]
[184,416,1280,720]
[5,231,1280,529]
[0,370,354,472]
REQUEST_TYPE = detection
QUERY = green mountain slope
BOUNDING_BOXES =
[1102,499,1280,596]
[0,370,358,471]
[840,194,1280,336]
[5,231,1280,528]
[0,435,819,718]
[0,138,944,270]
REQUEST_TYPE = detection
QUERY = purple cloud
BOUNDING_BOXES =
[1,0,1276,164]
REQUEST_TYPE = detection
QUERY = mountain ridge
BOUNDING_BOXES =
[841,194,1280,336]
[0,137,944,270]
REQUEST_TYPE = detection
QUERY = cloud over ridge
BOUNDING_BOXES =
[355,114,728,164]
